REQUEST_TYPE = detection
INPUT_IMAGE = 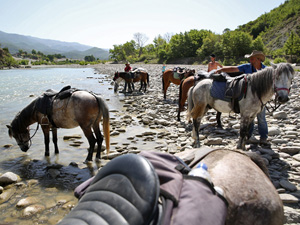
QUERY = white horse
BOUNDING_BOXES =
[187,63,295,150]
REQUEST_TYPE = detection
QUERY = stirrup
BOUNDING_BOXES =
[57,154,160,225]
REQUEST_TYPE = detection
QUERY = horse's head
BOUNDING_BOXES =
[7,122,30,152]
[113,72,119,81]
[184,69,195,78]
[272,63,295,103]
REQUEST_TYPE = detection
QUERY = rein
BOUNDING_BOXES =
[19,122,39,148]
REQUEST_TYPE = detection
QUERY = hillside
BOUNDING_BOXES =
[237,0,300,51]
[0,31,110,60]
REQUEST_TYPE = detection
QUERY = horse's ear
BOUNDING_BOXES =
[6,125,12,138]
[270,63,277,69]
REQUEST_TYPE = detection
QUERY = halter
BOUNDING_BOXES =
[265,71,291,113]
[17,122,39,148]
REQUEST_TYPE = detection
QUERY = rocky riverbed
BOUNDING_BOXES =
[1,63,300,224]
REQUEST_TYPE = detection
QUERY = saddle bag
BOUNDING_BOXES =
[69,151,227,225]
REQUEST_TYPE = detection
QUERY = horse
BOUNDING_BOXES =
[162,68,195,99]
[177,74,222,127]
[7,90,110,162]
[113,69,149,93]
[187,63,294,150]
[176,147,284,225]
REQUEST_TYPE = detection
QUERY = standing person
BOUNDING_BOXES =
[208,54,223,72]
[124,62,132,72]
[162,64,166,75]
[216,50,269,145]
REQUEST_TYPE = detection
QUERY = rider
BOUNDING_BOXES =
[215,50,269,146]
[124,62,132,72]
[208,54,223,72]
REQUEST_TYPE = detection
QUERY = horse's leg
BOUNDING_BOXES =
[193,118,201,148]
[123,82,127,92]
[93,123,104,161]
[41,125,51,157]
[163,78,170,100]
[216,112,223,129]
[238,116,253,150]
[131,82,135,91]
[139,80,143,92]
[81,127,96,162]
[52,127,59,154]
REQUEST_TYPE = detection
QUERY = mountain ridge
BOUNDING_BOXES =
[0,30,109,60]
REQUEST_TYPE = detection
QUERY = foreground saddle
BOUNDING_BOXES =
[57,154,160,225]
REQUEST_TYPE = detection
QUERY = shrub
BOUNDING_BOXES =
[273,57,286,64]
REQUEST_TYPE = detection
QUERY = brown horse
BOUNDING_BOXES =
[113,70,149,93]
[176,147,284,225]
[162,68,195,99]
[178,75,222,126]
[7,90,110,162]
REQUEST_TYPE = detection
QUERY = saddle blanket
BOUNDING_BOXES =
[210,81,244,102]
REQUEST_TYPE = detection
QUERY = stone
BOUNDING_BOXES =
[0,172,19,185]
[279,179,297,192]
[279,146,300,154]
[16,197,38,208]
[273,111,288,119]
[279,193,299,204]
[22,204,45,218]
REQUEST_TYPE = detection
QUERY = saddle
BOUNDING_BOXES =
[210,73,248,113]
[173,67,186,80]
[35,85,79,127]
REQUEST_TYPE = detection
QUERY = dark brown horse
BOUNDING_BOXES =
[162,68,195,99]
[113,70,149,93]
[7,90,110,162]
[176,148,284,225]
[177,75,222,127]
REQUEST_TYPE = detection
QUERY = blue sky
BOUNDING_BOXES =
[0,0,285,49]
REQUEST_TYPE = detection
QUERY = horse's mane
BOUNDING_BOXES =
[11,98,37,130]
[249,67,274,99]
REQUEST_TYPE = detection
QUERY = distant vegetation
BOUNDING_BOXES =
[0,45,107,69]
[110,0,300,65]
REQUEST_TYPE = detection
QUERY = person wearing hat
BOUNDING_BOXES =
[208,53,223,72]
[215,50,269,146]
[124,62,132,72]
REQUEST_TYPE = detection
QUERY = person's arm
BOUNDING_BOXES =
[216,66,239,74]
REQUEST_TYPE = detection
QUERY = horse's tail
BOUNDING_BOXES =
[186,86,194,121]
[162,72,165,92]
[178,79,184,108]
[95,95,110,155]
[147,73,150,87]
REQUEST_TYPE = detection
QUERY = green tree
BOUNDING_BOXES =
[32,49,37,54]
[84,55,96,62]
[252,36,265,52]
[284,31,300,62]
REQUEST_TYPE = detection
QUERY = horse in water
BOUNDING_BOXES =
[187,63,294,150]
[162,68,195,99]
[176,147,284,225]
[113,68,149,93]
[7,88,110,162]
[177,74,222,127]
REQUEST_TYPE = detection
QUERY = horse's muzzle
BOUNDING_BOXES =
[277,95,289,103]
[20,145,29,152]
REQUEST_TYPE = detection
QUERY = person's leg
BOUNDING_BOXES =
[257,107,269,143]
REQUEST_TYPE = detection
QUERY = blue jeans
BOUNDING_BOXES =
[248,107,268,139]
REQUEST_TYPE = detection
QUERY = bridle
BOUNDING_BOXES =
[16,122,39,148]
[266,71,291,113]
